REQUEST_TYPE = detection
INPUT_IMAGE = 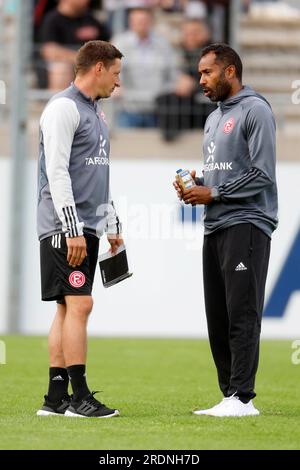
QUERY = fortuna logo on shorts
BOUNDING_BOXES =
[203,140,233,172]
[69,271,86,288]
[85,135,109,165]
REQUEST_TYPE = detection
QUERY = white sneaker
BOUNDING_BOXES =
[193,395,260,417]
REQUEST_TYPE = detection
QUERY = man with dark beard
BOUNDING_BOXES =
[173,44,278,417]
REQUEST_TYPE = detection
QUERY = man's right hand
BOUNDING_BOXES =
[173,170,196,200]
[66,235,87,267]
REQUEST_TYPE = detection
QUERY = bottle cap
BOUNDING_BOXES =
[176,169,182,174]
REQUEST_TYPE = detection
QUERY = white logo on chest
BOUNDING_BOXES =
[99,134,107,157]
[206,141,215,163]
[85,135,109,165]
[204,140,233,172]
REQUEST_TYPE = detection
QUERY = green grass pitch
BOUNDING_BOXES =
[0,336,299,450]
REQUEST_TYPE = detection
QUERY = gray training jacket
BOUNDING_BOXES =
[198,86,278,238]
[37,84,121,241]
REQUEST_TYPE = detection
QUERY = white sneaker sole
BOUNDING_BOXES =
[193,409,260,417]
[36,409,65,417]
[64,409,120,418]
[192,409,216,416]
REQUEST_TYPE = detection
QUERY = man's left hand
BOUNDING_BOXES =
[182,186,213,206]
[107,234,124,255]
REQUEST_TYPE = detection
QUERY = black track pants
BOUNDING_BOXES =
[203,223,271,402]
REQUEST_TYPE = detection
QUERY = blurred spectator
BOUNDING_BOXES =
[184,1,207,18]
[242,0,251,12]
[103,0,159,34]
[159,0,187,12]
[200,0,230,43]
[34,0,57,41]
[159,0,206,19]
[33,1,57,88]
[39,0,110,90]
[180,18,210,82]
[113,7,179,128]
[156,17,215,141]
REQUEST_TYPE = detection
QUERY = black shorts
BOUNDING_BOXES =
[40,232,99,303]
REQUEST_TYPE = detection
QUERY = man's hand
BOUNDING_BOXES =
[107,234,124,255]
[182,185,213,206]
[66,235,87,267]
[173,170,196,200]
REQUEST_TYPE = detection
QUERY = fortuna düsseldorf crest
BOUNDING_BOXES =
[100,111,107,124]
[69,271,86,288]
[223,117,235,134]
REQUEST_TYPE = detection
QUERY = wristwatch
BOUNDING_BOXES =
[210,187,221,202]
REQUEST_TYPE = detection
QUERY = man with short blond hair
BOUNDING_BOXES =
[37,40,124,418]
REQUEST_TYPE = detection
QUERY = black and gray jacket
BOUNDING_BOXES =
[37,83,121,241]
[198,86,278,238]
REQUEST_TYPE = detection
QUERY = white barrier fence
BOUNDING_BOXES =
[0,158,299,338]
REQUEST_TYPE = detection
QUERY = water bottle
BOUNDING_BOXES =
[175,169,196,193]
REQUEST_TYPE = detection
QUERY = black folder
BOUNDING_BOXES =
[99,245,133,288]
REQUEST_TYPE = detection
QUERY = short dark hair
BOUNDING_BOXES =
[200,43,243,81]
[75,40,123,75]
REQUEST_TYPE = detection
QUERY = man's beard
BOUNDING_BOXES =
[210,71,232,102]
